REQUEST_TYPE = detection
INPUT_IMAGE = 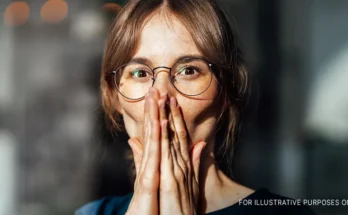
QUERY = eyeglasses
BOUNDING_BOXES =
[107,57,215,100]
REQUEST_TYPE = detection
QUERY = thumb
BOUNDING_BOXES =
[191,141,206,183]
[128,138,143,175]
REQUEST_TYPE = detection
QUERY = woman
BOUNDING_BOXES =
[77,0,316,214]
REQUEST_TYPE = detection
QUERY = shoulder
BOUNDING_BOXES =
[238,188,317,215]
[75,193,133,215]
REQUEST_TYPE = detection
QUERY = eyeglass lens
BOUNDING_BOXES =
[114,58,212,100]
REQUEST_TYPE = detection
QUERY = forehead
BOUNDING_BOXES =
[133,13,202,66]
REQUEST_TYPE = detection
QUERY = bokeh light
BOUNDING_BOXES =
[102,3,123,14]
[4,1,30,27]
[71,11,106,42]
[40,0,69,24]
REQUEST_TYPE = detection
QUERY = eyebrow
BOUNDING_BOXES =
[129,54,207,66]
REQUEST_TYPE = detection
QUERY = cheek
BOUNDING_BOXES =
[119,99,145,138]
[178,98,217,128]
[177,80,220,138]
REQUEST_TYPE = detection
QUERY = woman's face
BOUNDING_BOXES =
[117,14,220,147]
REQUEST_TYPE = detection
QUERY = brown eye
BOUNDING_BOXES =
[182,67,195,75]
[176,66,201,78]
[131,69,149,78]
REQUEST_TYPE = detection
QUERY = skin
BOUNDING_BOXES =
[117,12,255,214]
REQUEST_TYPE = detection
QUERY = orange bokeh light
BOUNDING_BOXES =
[102,3,123,14]
[4,1,30,27]
[40,0,69,24]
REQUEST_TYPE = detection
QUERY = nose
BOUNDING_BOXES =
[152,68,173,96]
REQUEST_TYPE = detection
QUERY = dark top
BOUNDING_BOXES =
[75,188,316,215]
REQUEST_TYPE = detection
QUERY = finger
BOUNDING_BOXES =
[160,119,170,161]
[170,144,181,184]
[150,87,160,102]
[139,94,160,182]
[171,144,190,213]
[128,138,143,175]
[145,96,160,168]
[191,141,206,183]
[158,93,170,161]
[160,118,176,212]
[142,87,159,145]
[160,119,176,203]
[160,120,172,173]
[140,88,159,170]
[158,94,168,122]
[139,95,152,173]
[168,97,189,185]
[142,92,150,144]
[138,119,160,193]
[148,88,160,140]
[169,96,190,164]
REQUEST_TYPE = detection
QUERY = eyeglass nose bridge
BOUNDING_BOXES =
[152,66,175,81]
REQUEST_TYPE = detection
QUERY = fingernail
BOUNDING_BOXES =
[160,93,168,101]
[149,89,154,96]
[170,97,177,107]
[202,142,207,150]
[150,87,157,95]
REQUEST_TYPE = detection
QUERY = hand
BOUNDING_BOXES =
[126,89,161,215]
[128,88,206,215]
[158,94,206,215]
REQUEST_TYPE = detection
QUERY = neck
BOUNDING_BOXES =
[197,137,239,214]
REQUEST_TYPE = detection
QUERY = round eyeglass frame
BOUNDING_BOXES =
[107,57,217,101]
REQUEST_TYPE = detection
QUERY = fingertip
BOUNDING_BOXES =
[201,141,207,149]
[150,87,160,99]
[128,138,134,145]
[128,139,136,151]
[192,141,206,160]
[170,96,178,107]
[160,93,168,101]
[200,141,207,153]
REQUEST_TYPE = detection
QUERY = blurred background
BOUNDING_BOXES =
[0,0,347,214]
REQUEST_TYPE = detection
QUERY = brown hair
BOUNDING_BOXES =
[101,0,249,179]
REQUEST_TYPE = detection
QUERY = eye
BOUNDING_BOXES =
[131,69,149,78]
[179,66,200,75]
[174,65,202,80]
